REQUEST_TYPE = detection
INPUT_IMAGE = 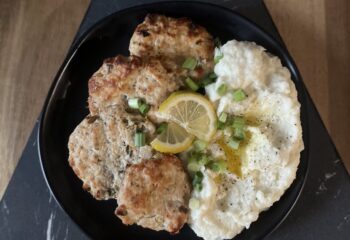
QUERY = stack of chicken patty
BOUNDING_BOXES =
[68,14,214,233]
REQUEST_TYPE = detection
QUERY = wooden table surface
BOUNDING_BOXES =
[0,0,349,199]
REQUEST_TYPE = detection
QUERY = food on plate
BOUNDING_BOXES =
[68,106,156,200]
[150,122,195,153]
[189,40,304,240]
[156,91,217,142]
[88,55,183,121]
[129,14,214,79]
[67,13,304,239]
[115,155,191,233]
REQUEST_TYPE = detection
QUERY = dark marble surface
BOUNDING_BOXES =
[1,0,349,239]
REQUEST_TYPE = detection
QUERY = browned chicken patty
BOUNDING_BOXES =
[115,155,191,233]
[88,55,183,120]
[69,54,184,200]
[129,14,215,79]
[68,106,157,200]
[68,14,209,234]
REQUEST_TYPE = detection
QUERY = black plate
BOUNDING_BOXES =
[38,1,309,239]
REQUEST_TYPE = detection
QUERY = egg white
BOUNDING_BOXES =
[189,40,304,240]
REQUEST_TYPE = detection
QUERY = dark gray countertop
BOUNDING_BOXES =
[1,0,349,239]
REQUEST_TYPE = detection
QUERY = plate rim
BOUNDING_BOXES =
[37,1,310,239]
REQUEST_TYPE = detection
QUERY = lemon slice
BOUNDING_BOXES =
[159,92,217,141]
[151,122,195,153]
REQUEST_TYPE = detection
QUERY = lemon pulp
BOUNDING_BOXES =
[158,92,217,141]
[150,122,195,153]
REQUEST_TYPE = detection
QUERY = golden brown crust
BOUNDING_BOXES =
[68,107,156,200]
[129,14,215,79]
[115,155,191,233]
[68,115,112,200]
[88,55,183,119]
[68,14,215,233]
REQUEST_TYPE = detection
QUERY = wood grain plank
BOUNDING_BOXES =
[325,0,350,171]
[0,0,89,199]
[265,0,330,125]
[265,0,350,172]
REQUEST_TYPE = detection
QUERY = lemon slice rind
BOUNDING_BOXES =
[158,91,217,141]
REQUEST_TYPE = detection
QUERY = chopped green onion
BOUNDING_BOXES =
[189,151,202,163]
[193,171,203,183]
[134,131,145,147]
[193,171,204,191]
[182,57,197,70]
[232,116,245,129]
[139,103,150,115]
[219,112,228,123]
[187,161,201,172]
[201,77,215,87]
[194,139,208,151]
[185,77,199,91]
[217,84,228,96]
[194,183,203,192]
[128,98,140,109]
[128,98,151,116]
[227,138,240,150]
[207,160,227,172]
[233,128,245,140]
[209,72,217,79]
[189,198,200,209]
[156,123,168,135]
[232,89,247,102]
[198,154,211,166]
[200,72,217,87]
[189,151,211,166]
[217,121,225,130]
[214,52,224,64]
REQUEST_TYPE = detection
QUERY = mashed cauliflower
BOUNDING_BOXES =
[189,40,304,240]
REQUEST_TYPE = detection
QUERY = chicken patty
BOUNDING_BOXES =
[129,14,215,79]
[115,155,191,233]
[68,106,157,200]
[68,13,211,234]
[88,55,183,120]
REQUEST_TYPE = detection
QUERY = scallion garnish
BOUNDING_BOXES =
[217,84,228,96]
[156,123,168,135]
[185,77,199,91]
[219,112,228,123]
[128,98,151,116]
[193,171,204,191]
[232,89,247,102]
[232,116,245,129]
[182,57,197,70]
[139,103,150,115]
[233,128,245,140]
[207,160,227,172]
[214,52,224,64]
[201,77,215,87]
[217,121,225,130]
[227,138,240,150]
[134,131,145,147]
[189,151,202,162]
[200,72,217,87]
[209,72,217,79]
[198,154,211,166]
[128,98,140,109]
[187,161,201,172]
[193,139,208,152]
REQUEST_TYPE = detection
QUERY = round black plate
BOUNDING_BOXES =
[38,2,309,240]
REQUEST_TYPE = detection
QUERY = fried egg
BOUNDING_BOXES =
[189,40,304,240]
